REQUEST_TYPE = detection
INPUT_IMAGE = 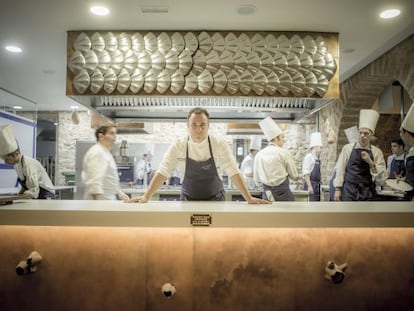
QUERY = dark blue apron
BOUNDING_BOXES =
[329,171,336,201]
[18,156,55,200]
[180,136,225,201]
[304,158,321,201]
[342,144,376,201]
[263,178,294,201]
[403,155,414,201]
[389,154,406,179]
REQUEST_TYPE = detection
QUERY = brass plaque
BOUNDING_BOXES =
[191,214,212,227]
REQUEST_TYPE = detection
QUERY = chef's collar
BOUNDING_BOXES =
[354,141,371,150]
[188,135,208,144]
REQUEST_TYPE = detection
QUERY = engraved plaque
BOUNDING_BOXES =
[191,214,212,227]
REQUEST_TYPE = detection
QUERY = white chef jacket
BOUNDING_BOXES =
[157,135,240,181]
[135,158,151,180]
[333,142,387,188]
[82,143,121,200]
[253,143,299,187]
[302,152,318,176]
[14,155,55,199]
[240,153,256,189]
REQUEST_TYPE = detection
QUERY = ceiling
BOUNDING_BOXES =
[0,0,413,113]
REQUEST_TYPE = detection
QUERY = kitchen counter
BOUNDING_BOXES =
[1,200,414,228]
[122,186,310,201]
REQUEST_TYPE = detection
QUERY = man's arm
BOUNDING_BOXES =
[231,173,270,204]
[125,172,167,203]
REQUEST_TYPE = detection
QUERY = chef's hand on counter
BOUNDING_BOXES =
[117,190,130,201]
[246,197,271,204]
[124,196,149,203]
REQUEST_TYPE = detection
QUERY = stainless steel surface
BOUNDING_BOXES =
[68,31,339,122]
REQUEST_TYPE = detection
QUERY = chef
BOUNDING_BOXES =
[136,144,154,186]
[254,116,299,201]
[240,136,262,190]
[329,125,359,201]
[387,138,406,179]
[126,107,269,204]
[82,124,129,200]
[302,132,323,201]
[0,124,55,199]
[399,103,414,201]
[334,109,387,201]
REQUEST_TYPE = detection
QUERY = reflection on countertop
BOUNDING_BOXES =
[121,184,309,201]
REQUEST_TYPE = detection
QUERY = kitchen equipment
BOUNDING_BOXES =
[385,179,413,192]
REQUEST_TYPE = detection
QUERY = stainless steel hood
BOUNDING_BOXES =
[73,95,335,123]
[66,30,339,123]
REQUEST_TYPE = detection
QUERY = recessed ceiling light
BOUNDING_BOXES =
[70,105,79,110]
[237,4,256,15]
[90,6,110,16]
[5,46,22,53]
[379,9,401,19]
[13,106,23,110]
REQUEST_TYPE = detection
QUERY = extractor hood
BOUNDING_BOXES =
[66,30,339,123]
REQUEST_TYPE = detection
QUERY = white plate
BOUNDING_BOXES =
[385,179,413,192]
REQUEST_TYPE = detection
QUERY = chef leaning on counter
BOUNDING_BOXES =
[0,124,55,199]
[399,103,414,201]
[125,107,269,204]
[253,117,299,201]
[302,132,323,201]
[334,109,387,201]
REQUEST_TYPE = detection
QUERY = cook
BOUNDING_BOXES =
[334,109,387,201]
[240,135,262,190]
[125,107,269,204]
[398,103,414,201]
[387,138,406,179]
[254,116,299,201]
[302,132,323,201]
[0,124,55,199]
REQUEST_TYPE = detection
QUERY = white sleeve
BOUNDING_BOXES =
[301,153,314,176]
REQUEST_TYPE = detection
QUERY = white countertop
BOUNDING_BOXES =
[1,200,414,228]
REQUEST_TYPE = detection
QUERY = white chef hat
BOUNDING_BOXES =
[310,132,323,148]
[401,103,414,132]
[344,125,359,143]
[144,143,155,155]
[0,124,19,156]
[259,117,283,141]
[359,109,379,133]
[249,136,262,150]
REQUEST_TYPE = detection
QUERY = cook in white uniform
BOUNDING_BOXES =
[125,107,269,204]
[254,117,299,201]
[334,110,387,201]
[399,103,414,201]
[329,125,359,201]
[82,125,129,200]
[0,124,55,199]
[240,136,262,190]
[302,132,323,201]
[387,138,406,179]
[136,144,154,186]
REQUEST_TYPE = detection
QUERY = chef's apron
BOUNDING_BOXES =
[304,159,321,201]
[263,178,294,201]
[329,171,336,201]
[18,156,55,200]
[342,144,376,201]
[389,154,406,179]
[180,136,225,201]
[403,155,414,201]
